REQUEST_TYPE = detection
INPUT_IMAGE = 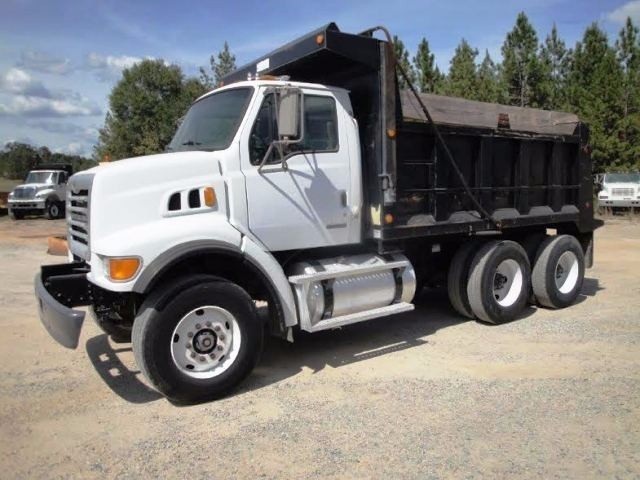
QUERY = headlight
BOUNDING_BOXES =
[8,192,14,199]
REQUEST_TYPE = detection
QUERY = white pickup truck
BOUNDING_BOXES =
[34,24,600,403]
[597,173,640,209]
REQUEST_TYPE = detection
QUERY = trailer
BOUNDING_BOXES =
[34,23,600,403]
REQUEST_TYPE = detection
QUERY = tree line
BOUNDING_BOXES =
[93,12,639,174]
[0,142,96,180]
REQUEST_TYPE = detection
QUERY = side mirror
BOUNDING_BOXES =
[277,88,302,140]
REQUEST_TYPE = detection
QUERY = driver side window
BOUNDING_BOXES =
[249,92,339,166]
[249,93,278,165]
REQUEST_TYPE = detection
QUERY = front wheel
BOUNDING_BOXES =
[44,200,62,219]
[9,210,25,220]
[132,276,263,403]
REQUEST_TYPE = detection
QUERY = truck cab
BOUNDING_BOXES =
[597,172,640,210]
[35,23,599,403]
[8,164,71,220]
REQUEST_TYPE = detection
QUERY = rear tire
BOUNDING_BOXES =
[520,233,547,304]
[467,240,531,324]
[132,276,263,403]
[531,235,584,309]
[447,241,480,318]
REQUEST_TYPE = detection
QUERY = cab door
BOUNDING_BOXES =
[240,88,356,251]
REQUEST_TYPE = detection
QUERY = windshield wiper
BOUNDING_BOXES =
[181,140,202,146]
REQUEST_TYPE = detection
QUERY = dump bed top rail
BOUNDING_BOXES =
[400,91,580,137]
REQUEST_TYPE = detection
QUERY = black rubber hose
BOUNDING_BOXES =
[363,25,500,229]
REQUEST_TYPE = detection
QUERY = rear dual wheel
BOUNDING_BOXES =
[531,235,584,309]
[467,241,531,324]
[447,235,585,323]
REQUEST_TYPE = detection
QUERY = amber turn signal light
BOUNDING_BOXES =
[316,34,324,45]
[108,257,141,281]
[203,187,216,207]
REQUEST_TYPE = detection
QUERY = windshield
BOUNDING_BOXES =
[25,171,56,184]
[167,87,253,152]
[604,173,640,183]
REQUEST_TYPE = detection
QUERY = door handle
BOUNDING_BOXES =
[339,190,347,207]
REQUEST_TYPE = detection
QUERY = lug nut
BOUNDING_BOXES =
[214,325,221,332]
[199,356,205,362]
[219,335,226,341]
[209,353,216,359]
[186,343,191,349]
[195,323,202,330]
[206,321,212,327]
[187,332,194,338]
[190,352,196,358]
[217,345,224,351]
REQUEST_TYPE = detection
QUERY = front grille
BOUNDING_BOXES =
[13,186,35,199]
[612,188,634,197]
[67,174,94,260]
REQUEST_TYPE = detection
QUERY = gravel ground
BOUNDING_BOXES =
[0,216,639,479]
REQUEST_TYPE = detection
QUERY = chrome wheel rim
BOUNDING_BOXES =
[170,306,241,379]
[555,251,579,294]
[492,259,523,307]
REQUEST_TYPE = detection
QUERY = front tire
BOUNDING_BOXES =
[531,235,584,309]
[9,210,24,220]
[467,240,531,324]
[44,200,62,220]
[132,276,263,403]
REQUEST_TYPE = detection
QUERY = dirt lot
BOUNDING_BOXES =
[0,216,639,479]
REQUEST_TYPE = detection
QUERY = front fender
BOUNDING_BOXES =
[88,213,242,292]
[88,211,299,329]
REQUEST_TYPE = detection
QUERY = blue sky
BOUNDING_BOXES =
[1,0,639,158]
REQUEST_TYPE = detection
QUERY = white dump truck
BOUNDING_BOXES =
[597,172,640,210]
[35,24,601,402]
[8,163,71,220]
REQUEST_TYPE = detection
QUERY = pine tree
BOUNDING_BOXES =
[444,39,478,99]
[501,12,545,107]
[393,35,417,89]
[200,41,237,88]
[476,50,500,102]
[413,38,443,93]
[566,23,624,172]
[615,17,640,169]
[539,23,569,110]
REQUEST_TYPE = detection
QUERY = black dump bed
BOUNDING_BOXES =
[224,23,596,247]
[31,163,73,176]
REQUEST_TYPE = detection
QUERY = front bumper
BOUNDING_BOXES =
[599,198,640,208]
[9,199,46,210]
[34,262,91,349]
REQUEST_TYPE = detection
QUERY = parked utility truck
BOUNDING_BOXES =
[35,24,601,402]
[8,163,71,220]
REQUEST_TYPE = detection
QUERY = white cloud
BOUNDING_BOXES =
[60,142,84,155]
[1,68,53,98]
[0,94,101,118]
[85,52,145,81]
[607,1,640,25]
[0,68,101,118]
[18,50,72,75]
